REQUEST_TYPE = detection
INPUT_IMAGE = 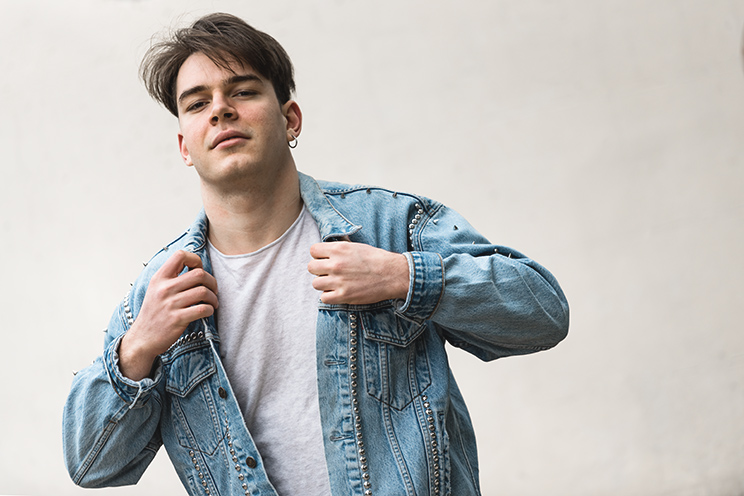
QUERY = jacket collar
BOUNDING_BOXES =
[183,210,209,254]
[299,171,362,241]
[181,171,362,252]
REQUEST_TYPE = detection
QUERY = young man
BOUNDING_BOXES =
[63,13,569,496]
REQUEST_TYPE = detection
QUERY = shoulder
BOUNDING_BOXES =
[309,175,442,214]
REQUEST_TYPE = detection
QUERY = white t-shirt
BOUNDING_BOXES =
[207,205,331,495]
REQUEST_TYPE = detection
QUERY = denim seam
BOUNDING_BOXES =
[382,401,415,495]
[72,404,128,485]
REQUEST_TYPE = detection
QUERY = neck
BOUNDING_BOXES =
[202,165,303,255]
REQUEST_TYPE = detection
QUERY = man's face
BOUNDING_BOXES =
[175,52,300,188]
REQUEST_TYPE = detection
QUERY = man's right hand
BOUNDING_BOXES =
[118,250,219,381]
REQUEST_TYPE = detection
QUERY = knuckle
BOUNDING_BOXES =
[197,285,211,299]
[200,304,215,318]
[172,250,188,263]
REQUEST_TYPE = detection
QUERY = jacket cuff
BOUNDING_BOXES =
[395,251,445,322]
[103,334,162,408]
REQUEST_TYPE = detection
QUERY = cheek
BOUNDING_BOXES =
[250,105,287,131]
[179,123,204,150]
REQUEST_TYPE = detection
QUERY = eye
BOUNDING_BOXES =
[234,89,257,98]
[185,100,208,113]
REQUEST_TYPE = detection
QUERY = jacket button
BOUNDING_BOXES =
[218,387,227,399]
[246,456,257,468]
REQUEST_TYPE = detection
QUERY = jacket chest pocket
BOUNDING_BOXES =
[360,308,432,410]
[165,343,226,456]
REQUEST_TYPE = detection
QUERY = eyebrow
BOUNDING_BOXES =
[177,74,264,107]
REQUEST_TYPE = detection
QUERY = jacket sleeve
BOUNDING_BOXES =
[62,298,165,487]
[395,202,569,361]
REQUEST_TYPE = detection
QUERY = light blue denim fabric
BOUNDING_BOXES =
[63,172,569,495]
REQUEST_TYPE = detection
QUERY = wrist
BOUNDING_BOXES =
[391,252,410,300]
[119,330,158,382]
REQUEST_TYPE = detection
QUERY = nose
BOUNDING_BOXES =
[210,94,237,124]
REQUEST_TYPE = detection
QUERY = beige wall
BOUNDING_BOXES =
[1,1,743,494]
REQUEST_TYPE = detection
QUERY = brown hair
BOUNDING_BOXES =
[140,13,295,117]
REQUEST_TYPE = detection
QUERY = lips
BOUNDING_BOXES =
[211,130,249,149]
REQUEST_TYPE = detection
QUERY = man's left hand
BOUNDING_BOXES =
[308,242,409,305]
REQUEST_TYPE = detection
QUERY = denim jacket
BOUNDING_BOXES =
[63,172,569,495]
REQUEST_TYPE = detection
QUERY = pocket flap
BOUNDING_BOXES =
[165,344,216,397]
[361,307,426,346]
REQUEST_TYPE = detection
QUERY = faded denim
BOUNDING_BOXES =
[63,172,569,495]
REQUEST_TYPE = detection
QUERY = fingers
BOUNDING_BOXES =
[141,250,220,330]
[177,302,217,325]
[318,289,344,305]
[310,273,333,292]
[309,240,351,260]
[170,266,219,297]
[173,284,220,311]
[307,259,327,277]
[309,242,330,260]
[308,242,352,276]
[160,249,203,277]
[153,250,218,295]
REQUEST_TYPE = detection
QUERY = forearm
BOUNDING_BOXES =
[448,249,567,355]
[399,202,569,360]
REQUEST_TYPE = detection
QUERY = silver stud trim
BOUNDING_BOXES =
[123,291,134,326]
[408,205,425,244]
[189,449,214,495]
[168,329,208,351]
[422,394,441,494]
[221,413,253,494]
[350,312,371,495]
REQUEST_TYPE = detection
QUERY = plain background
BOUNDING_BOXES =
[1,0,743,495]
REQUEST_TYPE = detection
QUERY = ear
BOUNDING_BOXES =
[177,133,194,167]
[282,100,303,141]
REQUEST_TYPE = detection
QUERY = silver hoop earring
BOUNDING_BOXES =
[288,133,298,149]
